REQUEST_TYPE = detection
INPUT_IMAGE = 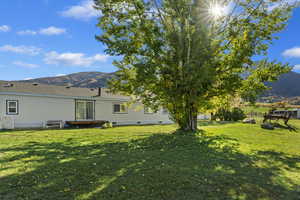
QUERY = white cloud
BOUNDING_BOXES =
[44,51,109,67]
[293,65,300,71]
[93,54,110,62]
[282,47,300,58]
[0,45,41,56]
[13,61,39,68]
[24,77,34,80]
[60,0,100,21]
[56,74,66,77]
[17,30,37,35]
[17,26,66,36]
[268,0,300,10]
[0,25,10,32]
[39,26,66,35]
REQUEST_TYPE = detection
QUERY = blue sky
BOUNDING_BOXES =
[0,0,300,81]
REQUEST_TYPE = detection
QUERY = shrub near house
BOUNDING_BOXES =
[213,107,246,121]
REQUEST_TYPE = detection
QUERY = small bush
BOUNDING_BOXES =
[231,107,246,121]
[214,108,232,121]
[102,122,113,129]
[214,107,246,122]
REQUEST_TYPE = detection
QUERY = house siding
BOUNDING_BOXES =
[0,95,75,128]
[95,101,172,125]
[0,94,173,129]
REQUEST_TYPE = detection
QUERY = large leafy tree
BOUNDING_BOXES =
[94,0,295,132]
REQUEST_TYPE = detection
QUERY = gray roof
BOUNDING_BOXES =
[0,82,100,97]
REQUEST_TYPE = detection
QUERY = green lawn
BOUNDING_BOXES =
[0,122,300,200]
[242,105,271,114]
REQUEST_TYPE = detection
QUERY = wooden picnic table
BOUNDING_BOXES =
[263,113,292,125]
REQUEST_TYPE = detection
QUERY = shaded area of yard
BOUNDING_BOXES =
[0,124,300,200]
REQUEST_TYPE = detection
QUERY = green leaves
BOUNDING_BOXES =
[94,0,295,130]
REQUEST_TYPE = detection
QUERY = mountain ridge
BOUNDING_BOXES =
[20,72,115,88]
[1,71,299,98]
[264,71,300,97]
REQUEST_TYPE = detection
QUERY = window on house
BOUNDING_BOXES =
[6,100,18,115]
[144,106,156,114]
[113,103,128,114]
[75,100,94,120]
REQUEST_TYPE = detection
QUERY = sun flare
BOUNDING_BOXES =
[208,3,227,19]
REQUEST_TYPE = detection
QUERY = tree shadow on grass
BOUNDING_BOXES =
[257,151,300,170]
[198,120,237,127]
[272,122,298,132]
[0,132,299,200]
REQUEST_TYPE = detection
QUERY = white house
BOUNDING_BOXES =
[0,82,173,129]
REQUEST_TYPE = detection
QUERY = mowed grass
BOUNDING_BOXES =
[242,105,271,114]
[0,122,300,200]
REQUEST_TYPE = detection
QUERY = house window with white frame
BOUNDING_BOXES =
[113,103,128,114]
[6,100,19,115]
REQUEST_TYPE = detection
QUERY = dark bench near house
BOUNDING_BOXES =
[45,120,64,129]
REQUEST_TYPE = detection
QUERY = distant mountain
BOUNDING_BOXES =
[21,72,115,88]
[3,71,300,98]
[265,71,300,97]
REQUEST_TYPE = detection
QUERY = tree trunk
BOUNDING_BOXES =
[187,109,198,132]
[180,105,198,132]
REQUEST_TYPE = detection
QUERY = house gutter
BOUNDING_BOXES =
[0,92,130,102]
